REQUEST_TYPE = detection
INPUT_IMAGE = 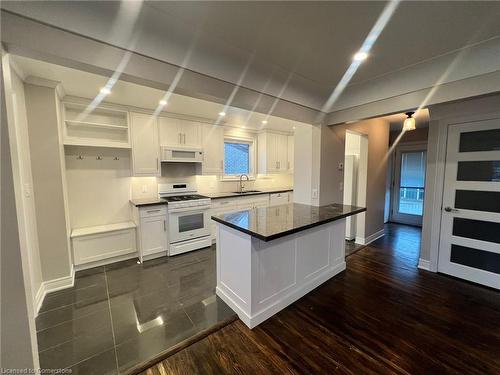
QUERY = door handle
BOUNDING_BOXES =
[163,220,166,231]
[183,133,186,144]
[444,206,459,213]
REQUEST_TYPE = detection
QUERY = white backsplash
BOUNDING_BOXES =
[131,164,293,199]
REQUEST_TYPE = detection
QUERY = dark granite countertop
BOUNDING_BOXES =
[211,203,366,241]
[203,188,293,200]
[129,197,168,207]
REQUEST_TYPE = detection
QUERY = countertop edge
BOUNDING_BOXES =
[211,207,367,242]
[129,199,168,207]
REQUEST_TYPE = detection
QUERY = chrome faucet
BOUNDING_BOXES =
[239,174,249,193]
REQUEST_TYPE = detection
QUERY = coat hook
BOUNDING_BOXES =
[114,156,120,160]
[96,156,103,160]
[77,155,84,160]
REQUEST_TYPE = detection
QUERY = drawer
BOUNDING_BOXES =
[139,205,167,218]
[237,194,269,206]
[211,198,238,209]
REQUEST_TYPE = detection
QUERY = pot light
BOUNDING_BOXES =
[262,120,268,124]
[219,111,226,117]
[100,87,111,95]
[403,112,416,131]
[159,99,168,106]
[353,51,368,61]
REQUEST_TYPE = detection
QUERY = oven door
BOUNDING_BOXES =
[168,207,211,243]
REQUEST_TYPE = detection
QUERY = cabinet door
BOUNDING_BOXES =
[179,119,201,148]
[277,134,288,172]
[139,215,167,257]
[130,112,160,176]
[287,135,294,172]
[202,124,224,174]
[267,133,279,172]
[158,117,181,147]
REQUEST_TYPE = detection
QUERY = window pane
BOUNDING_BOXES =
[450,244,500,274]
[453,218,500,244]
[398,151,426,216]
[400,151,426,188]
[456,161,500,182]
[224,142,249,175]
[455,190,500,213]
[459,129,500,152]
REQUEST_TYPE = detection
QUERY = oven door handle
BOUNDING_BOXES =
[168,206,211,214]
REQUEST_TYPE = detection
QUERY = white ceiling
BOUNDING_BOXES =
[3,1,500,113]
[12,55,302,132]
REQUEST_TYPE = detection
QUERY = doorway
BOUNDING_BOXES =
[391,143,426,226]
[437,118,500,289]
[343,130,368,246]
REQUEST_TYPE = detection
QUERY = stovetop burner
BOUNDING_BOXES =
[162,194,208,202]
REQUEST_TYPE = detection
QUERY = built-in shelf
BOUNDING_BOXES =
[66,120,128,130]
[62,102,131,148]
[71,221,136,238]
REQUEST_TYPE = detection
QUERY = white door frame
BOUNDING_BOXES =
[390,142,427,226]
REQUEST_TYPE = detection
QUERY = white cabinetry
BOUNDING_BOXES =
[287,134,294,172]
[201,124,224,175]
[258,131,289,174]
[62,102,130,148]
[269,192,291,206]
[130,112,160,176]
[133,205,168,262]
[159,117,201,148]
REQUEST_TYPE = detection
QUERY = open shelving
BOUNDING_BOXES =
[62,102,131,148]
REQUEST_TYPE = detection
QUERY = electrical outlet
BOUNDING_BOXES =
[312,188,318,199]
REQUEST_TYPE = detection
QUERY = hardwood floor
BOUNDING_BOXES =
[141,224,500,375]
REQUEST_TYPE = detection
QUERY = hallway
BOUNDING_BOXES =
[143,223,500,375]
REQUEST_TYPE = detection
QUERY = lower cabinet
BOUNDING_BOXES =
[133,205,168,262]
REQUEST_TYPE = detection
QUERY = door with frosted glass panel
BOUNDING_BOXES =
[391,145,426,226]
[438,119,500,289]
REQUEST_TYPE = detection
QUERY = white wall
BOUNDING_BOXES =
[1,53,39,369]
[320,119,389,243]
[24,82,72,281]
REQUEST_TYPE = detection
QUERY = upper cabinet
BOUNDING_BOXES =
[130,112,160,176]
[287,134,294,172]
[258,131,289,174]
[200,124,224,175]
[62,102,130,148]
[158,117,201,149]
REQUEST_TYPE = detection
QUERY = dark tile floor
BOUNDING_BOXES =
[35,246,235,374]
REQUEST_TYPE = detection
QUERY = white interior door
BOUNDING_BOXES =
[391,144,426,226]
[438,118,500,289]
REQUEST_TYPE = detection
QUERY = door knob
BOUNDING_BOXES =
[444,206,459,213]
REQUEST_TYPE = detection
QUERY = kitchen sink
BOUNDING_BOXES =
[232,190,262,194]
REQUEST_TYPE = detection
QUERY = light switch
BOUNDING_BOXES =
[312,188,318,199]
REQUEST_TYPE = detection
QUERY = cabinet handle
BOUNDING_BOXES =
[146,209,161,213]
[288,161,290,170]
[156,157,159,171]
[183,133,186,144]
[163,220,166,231]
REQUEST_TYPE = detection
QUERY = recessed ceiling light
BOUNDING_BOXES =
[159,100,167,106]
[219,112,226,117]
[100,87,111,95]
[353,51,368,61]
[292,126,296,130]
[262,120,268,124]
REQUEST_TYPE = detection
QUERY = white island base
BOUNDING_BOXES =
[215,219,346,329]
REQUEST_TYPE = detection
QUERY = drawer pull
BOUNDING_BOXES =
[146,209,162,213]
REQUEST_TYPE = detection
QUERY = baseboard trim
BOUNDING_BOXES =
[418,258,431,271]
[355,229,385,245]
[35,266,75,316]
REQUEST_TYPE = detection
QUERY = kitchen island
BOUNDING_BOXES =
[211,203,366,328]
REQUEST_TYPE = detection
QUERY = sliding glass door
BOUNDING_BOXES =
[391,144,426,226]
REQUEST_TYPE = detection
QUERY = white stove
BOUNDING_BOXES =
[159,183,211,256]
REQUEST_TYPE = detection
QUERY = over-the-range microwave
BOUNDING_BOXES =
[161,147,204,163]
